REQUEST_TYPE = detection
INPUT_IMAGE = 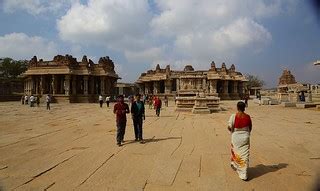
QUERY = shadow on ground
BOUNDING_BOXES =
[122,136,181,146]
[249,163,288,180]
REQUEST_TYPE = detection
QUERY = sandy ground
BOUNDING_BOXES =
[0,100,319,191]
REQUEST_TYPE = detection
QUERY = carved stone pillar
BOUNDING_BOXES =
[83,76,88,95]
[145,83,150,94]
[223,80,229,94]
[40,75,44,95]
[105,79,110,95]
[153,81,160,94]
[64,75,70,96]
[165,80,172,94]
[72,76,77,95]
[100,76,105,95]
[52,75,56,95]
[238,82,244,95]
[35,77,38,95]
[210,80,217,94]
[233,81,238,93]
[140,84,145,95]
[176,79,180,93]
[90,77,94,94]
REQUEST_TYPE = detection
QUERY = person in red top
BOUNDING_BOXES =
[113,95,130,146]
[227,101,252,181]
[154,96,162,117]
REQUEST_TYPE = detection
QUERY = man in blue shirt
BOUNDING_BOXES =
[131,94,145,143]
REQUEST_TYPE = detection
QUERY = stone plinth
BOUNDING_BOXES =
[281,102,296,107]
[176,96,220,114]
[296,103,320,109]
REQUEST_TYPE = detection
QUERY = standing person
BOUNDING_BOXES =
[46,94,51,110]
[99,95,103,108]
[128,95,133,108]
[228,101,252,181]
[143,94,147,104]
[21,95,25,105]
[244,94,249,108]
[30,95,35,107]
[36,96,40,107]
[113,95,130,146]
[148,96,153,109]
[24,95,28,105]
[154,97,162,117]
[164,95,168,107]
[256,91,261,106]
[131,94,145,143]
[106,95,110,107]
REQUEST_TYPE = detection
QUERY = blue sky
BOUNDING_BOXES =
[0,0,319,87]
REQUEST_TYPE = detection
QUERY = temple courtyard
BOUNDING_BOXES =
[0,101,319,191]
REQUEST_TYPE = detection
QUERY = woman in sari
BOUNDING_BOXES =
[228,101,252,181]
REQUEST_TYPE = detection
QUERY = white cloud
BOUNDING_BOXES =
[0,33,58,60]
[56,0,297,72]
[57,0,152,48]
[1,0,76,15]
[124,47,164,63]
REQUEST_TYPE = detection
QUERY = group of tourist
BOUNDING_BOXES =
[98,95,111,108]
[112,93,169,146]
[21,94,51,110]
[113,94,145,146]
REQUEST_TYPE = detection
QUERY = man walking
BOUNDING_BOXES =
[46,94,51,110]
[131,94,145,143]
[154,96,162,117]
[113,95,130,146]
[99,95,103,108]
[106,95,110,107]
[30,95,35,107]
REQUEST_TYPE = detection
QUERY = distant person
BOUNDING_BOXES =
[24,95,28,105]
[128,95,134,108]
[308,91,312,102]
[131,94,145,143]
[46,94,51,110]
[113,95,130,146]
[21,95,25,105]
[154,97,162,117]
[99,95,103,108]
[244,94,249,107]
[106,96,110,107]
[30,95,35,107]
[164,95,168,107]
[300,92,305,102]
[143,94,147,104]
[148,96,153,109]
[257,92,261,106]
[36,96,40,107]
[228,101,252,181]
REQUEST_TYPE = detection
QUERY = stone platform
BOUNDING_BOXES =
[176,95,220,114]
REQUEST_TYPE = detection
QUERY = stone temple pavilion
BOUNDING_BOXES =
[23,55,120,103]
[136,61,247,100]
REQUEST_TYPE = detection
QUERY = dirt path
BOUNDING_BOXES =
[0,101,319,190]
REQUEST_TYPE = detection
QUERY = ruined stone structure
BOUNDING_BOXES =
[278,69,296,86]
[136,61,247,100]
[23,55,119,102]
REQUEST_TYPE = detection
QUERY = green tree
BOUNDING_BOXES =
[245,74,265,89]
[0,58,27,80]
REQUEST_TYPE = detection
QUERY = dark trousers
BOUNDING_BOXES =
[133,117,143,140]
[156,107,161,116]
[99,100,103,108]
[106,101,110,107]
[47,102,50,110]
[116,121,126,144]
